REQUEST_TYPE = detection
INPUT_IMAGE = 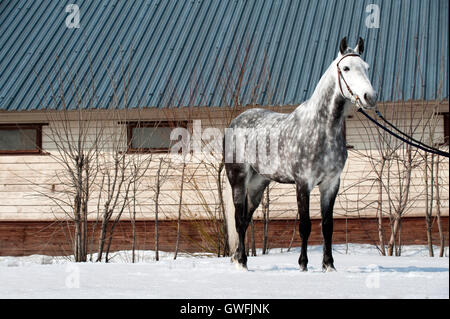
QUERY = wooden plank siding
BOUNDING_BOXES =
[0,217,447,256]
[0,102,448,223]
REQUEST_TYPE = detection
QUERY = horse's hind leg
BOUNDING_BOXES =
[226,163,250,268]
[227,164,268,269]
[319,178,339,272]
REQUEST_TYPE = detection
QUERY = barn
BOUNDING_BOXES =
[0,0,448,257]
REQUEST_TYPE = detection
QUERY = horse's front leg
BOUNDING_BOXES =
[319,178,340,272]
[296,182,311,271]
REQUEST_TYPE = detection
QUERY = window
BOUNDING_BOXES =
[343,117,354,149]
[443,112,449,146]
[127,121,187,153]
[0,124,43,155]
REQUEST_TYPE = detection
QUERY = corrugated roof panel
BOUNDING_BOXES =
[0,0,447,111]
[437,0,449,100]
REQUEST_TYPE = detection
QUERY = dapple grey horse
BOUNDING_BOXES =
[224,37,377,271]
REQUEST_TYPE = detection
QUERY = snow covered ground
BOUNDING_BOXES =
[0,244,448,299]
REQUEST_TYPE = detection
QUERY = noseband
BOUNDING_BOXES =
[336,53,362,107]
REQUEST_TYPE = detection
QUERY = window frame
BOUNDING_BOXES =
[343,116,354,149]
[126,120,188,154]
[441,112,449,146]
[0,123,45,155]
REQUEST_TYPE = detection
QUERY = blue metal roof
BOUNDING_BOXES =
[0,0,448,111]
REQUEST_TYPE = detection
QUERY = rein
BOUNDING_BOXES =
[337,53,449,158]
[357,108,449,158]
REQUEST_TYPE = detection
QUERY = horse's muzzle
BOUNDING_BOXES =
[363,92,377,109]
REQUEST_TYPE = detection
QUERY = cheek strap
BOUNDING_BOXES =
[336,53,362,106]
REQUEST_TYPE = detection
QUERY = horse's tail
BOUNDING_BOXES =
[224,175,238,256]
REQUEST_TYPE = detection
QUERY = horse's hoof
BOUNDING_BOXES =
[322,264,337,272]
[232,254,247,270]
[234,262,248,271]
[299,256,308,272]
[232,255,248,270]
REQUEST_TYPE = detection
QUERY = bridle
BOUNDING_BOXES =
[336,53,363,107]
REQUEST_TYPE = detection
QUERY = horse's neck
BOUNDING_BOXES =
[293,65,346,132]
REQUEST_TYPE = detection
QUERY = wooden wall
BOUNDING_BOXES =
[0,217,447,256]
[0,102,448,223]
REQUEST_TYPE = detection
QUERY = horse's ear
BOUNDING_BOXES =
[356,37,364,55]
[339,37,348,54]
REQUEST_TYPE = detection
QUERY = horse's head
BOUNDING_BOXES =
[334,37,377,110]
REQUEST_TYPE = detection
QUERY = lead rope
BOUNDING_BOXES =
[357,107,449,158]
[374,109,448,155]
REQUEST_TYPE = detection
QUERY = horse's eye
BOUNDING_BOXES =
[343,66,350,72]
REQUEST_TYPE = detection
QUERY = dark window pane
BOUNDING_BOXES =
[444,113,449,145]
[131,126,174,149]
[0,129,38,151]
